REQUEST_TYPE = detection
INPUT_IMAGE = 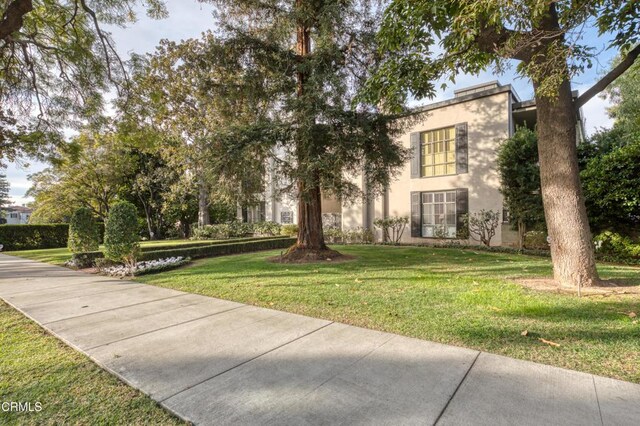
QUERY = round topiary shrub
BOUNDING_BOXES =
[68,207,100,253]
[104,201,140,266]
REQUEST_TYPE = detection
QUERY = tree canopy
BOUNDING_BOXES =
[0,0,167,164]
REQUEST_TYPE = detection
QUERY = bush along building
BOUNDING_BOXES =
[261,81,585,247]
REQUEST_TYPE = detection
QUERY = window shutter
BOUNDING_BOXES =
[456,188,469,238]
[410,132,421,178]
[411,192,421,237]
[455,123,468,174]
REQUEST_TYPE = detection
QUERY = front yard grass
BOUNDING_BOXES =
[0,301,182,425]
[136,244,640,383]
[5,239,211,266]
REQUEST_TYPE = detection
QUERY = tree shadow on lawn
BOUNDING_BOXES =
[151,246,639,291]
[496,299,640,322]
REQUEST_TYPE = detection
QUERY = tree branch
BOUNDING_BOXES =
[0,0,33,41]
[575,44,640,109]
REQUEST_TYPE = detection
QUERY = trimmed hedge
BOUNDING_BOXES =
[104,201,140,265]
[139,237,262,253]
[0,224,69,251]
[68,208,100,253]
[70,237,295,265]
[139,237,296,261]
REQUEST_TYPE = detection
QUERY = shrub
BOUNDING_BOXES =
[324,228,344,244]
[524,230,549,250]
[594,231,640,264]
[138,237,295,261]
[69,251,104,268]
[253,221,281,236]
[343,227,374,244]
[68,208,100,253]
[463,210,501,247]
[191,221,259,240]
[373,216,409,244]
[281,224,299,237]
[104,201,140,266]
[229,221,254,237]
[0,224,69,251]
[191,224,232,240]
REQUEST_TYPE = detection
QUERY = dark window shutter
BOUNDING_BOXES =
[411,192,421,237]
[410,132,421,178]
[455,123,468,174]
[456,188,469,238]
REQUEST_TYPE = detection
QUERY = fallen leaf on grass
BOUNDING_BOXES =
[489,306,502,312]
[629,312,637,319]
[538,338,561,347]
[521,330,528,336]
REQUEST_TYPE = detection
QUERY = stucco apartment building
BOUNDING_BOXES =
[262,81,582,246]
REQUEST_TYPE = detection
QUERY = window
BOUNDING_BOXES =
[421,191,457,238]
[421,126,456,177]
[10,213,18,219]
[280,211,293,224]
[502,208,510,224]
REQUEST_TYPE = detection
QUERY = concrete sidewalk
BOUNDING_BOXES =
[1,254,638,425]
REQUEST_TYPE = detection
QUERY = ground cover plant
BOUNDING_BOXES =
[136,245,640,383]
[0,301,182,425]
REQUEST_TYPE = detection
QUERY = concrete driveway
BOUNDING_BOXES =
[1,253,639,425]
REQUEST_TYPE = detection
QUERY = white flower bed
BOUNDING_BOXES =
[103,256,190,277]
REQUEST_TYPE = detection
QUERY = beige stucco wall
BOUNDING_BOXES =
[339,90,512,245]
[321,196,342,214]
[389,90,510,246]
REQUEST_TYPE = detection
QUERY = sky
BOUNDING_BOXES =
[3,1,619,205]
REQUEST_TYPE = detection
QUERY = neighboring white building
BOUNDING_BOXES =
[1,206,32,225]
[262,81,584,247]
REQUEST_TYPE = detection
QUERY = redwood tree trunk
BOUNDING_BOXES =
[534,78,600,287]
[289,0,329,254]
[296,177,327,250]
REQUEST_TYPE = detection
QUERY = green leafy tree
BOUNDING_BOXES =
[125,35,270,229]
[363,0,640,287]
[581,136,640,235]
[0,0,167,164]
[497,127,545,249]
[27,132,135,222]
[195,0,407,260]
[605,54,640,138]
[579,56,640,235]
[68,207,99,253]
[104,201,140,266]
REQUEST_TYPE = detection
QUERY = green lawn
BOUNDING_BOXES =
[135,245,640,383]
[5,239,208,266]
[0,301,182,425]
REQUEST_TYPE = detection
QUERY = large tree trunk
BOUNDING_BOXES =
[280,0,339,262]
[296,176,327,250]
[197,177,210,228]
[534,78,600,287]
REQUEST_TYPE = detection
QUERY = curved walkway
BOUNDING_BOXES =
[1,253,639,425]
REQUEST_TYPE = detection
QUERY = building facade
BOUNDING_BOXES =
[263,81,583,246]
[1,206,32,225]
